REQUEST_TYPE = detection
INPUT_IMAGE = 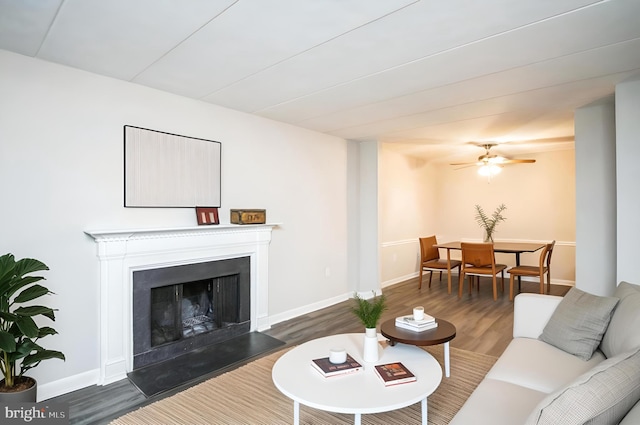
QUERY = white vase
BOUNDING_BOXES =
[363,327,380,362]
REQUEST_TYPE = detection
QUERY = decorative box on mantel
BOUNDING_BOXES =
[231,209,266,224]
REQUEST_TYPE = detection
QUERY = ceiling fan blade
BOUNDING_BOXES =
[502,159,536,164]
[453,164,480,170]
[449,161,479,166]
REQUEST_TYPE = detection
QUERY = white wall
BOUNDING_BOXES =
[357,141,380,294]
[379,146,577,286]
[0,50,350,397]
[379,149,437,285]
[615,77,640,284]
[347,141,361,293]
[574,98,617,295]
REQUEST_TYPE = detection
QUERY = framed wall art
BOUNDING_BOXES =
[124,126,221,208]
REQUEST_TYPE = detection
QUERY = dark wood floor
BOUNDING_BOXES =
[49,275,569,424]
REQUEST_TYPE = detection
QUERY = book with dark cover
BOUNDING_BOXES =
[311,354,363,377]
[374,362,417,386]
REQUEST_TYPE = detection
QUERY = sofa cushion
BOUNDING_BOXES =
[524,348,640,425]
[450,378,548,425]
[486,337,605,394]
[539,287,618,361]
[601,281,640,358]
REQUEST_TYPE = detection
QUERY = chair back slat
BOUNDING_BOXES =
[537,244,550,270]
[545,240,556,269]
[461,242,495,267]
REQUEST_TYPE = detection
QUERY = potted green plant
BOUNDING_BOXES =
[474,203,507,242]
[351,291,387,362]
[0,253,65,401]
[351,291,387,329]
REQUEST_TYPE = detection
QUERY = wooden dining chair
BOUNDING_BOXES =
[508,240,555,301]
[458,242,507,301]
[418,235,462,290]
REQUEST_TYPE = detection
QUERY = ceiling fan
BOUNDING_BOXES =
[450,143,536,178]
[450,143,536,168]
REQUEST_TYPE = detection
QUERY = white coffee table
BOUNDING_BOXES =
[272,333,442,425]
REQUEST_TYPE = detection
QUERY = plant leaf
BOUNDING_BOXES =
[15,316,39,338]
[14,338,38,359]
[14,306,56,320]
[37,327,58,338]
[12,258,49,278]
[0,330,17,353]
[22,350,66,368]
[0,254,17,288]
[0,311,18,322]
[14,284,51,303]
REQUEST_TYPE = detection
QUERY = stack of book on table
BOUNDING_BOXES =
[374,362,417,386]
[395,314,438,332]
[311,354,363,377]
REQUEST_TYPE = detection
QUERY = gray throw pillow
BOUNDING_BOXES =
[539,287,618,361]
[525,348,640,425]
[600,281,640,359]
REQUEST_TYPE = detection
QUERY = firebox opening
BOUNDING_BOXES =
[133,256,251,370]
[150,275,241,347]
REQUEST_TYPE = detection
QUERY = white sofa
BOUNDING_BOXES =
[451,282,640,425]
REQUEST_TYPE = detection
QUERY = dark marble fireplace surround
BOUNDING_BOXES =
[132,256,251,369]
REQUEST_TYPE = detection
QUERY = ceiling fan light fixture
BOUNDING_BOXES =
[478,164,502,177]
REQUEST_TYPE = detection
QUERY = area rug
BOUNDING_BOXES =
[110,345,496,425]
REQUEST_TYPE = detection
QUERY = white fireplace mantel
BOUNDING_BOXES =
[85,224,276,385]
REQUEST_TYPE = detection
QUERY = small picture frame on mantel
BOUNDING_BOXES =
[196,207,219,225]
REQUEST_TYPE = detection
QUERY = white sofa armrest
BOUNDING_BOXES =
[513,293,563,339]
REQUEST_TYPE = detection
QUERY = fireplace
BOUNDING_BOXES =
[85,224,275,385]
[132,256,251,369]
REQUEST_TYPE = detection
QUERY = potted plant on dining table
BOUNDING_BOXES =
[474,203,507,242]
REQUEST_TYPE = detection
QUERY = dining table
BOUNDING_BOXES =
[433,241,546,294]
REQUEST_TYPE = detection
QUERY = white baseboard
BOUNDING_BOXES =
[39,368,100,402]
[382,272,419,288]
[267,292,352,327]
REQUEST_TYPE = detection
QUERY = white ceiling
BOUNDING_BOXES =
[2,0,639,163]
